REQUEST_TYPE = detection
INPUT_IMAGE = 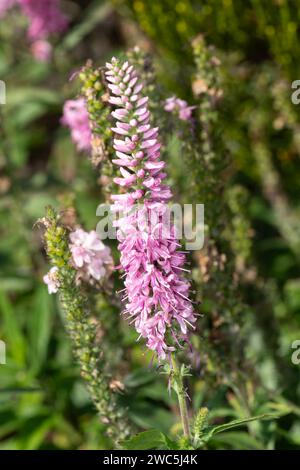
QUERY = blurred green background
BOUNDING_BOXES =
[0,0,300,449]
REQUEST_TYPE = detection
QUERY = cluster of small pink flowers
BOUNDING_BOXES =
[43,266,60,294]
[164,96,195,121]
[61,98,92,152]
[106,58,196,359]
[44,229,113,293]
[69,228,113,282]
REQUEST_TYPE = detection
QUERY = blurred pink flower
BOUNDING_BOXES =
[61,98,92,152]
[18,0,68,40]
[30,39,52,62]
[43,266,60,294]
[0,0,16,17]
[0,1,68,40]
[164,96,195,121]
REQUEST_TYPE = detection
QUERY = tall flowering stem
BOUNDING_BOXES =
[105,57,196,361]
[41,207,132,443]
[104,58,196,439]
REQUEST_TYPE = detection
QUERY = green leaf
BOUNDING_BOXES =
[0,278,32,292]
[17,414,57,450]
[210,431,264,450]
[268,398,300,417]
[11,101,48,127]
[6,87,60,108]
[120,430,166,450]
[61,2,112,50]
[161,433,180,450]
[0,290,26,366]
[24,193,57,221]
[124,368,156,388]
[28,285,52,374]
[201,412,287,445]
[129,403,174,433]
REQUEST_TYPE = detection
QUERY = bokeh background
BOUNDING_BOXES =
[0,0,300,450]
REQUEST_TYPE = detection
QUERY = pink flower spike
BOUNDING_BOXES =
[105,58,196,360]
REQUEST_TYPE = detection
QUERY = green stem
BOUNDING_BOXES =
[171,353,191,440]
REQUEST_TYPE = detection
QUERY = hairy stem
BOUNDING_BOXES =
[171,353,191,440]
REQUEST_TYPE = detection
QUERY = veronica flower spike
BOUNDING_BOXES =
[105,58,197,362]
